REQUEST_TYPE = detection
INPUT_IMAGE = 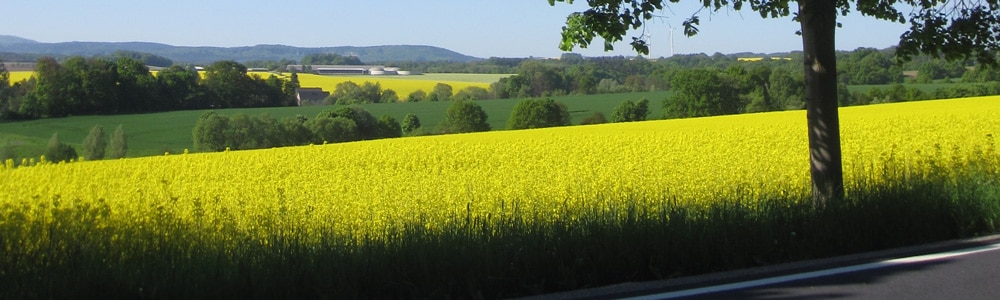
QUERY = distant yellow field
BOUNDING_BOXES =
[258,72,493,99]
[737,57,792,62]
[7,71,34,83]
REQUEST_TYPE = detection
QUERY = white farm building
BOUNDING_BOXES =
[285,65,416,76]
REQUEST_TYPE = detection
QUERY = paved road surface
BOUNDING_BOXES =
[630,243,1000,299]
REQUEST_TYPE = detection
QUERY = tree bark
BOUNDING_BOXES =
[798,0,844,207]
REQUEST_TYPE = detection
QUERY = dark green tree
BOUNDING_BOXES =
[664,69,743,119]
[115,56,158,113]
[0,57,8,117]
[109,125,128,159]
[376,115,403,138]
[442,100,491,133]
[310,117,359,143]
[262,75,289,107]
[203,61,253,108]
[30,57,72,117]
[453,86,492,101]
[431,83,453,101]
[157,65,201,110]
[402,113,422,134]
[226,114,258,150]
[280,115,315,146]
[192,111,230,151]
[506,98,572,130]
[285,71,301,105]
[381,89,399,103]
[316,106,380,140]
[360,82,383,103]
[82,125,107,160]
[611,98,650,122]
[80,58,122,114]
[768,67,805,110]
[407,90,428,102]
[327,81,364,104]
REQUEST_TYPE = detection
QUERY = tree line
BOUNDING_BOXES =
[5,48,993,124]
[191,101,499,152]
[659,62,1000,119]
[0,57,297,121]
[189,95,664,153]
[321,81,494,105]
[234,47,983,100]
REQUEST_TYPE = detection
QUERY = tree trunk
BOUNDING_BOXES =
[798,0,844,207]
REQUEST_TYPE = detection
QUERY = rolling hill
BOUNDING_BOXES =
[0,35,480,64]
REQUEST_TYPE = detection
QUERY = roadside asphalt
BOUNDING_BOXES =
[514,234,1000,300]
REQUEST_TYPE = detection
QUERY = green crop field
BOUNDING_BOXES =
[0,91,670,158]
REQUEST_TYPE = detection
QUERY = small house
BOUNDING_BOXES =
[296,88,329,106]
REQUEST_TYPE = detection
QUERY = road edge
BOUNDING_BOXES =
[513,234,1000,300]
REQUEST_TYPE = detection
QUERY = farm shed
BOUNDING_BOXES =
[285,65,411,75]
[295,88,329,106]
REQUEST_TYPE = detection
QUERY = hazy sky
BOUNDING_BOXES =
[5,0,911,58]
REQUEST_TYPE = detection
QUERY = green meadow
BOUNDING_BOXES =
[0,91,670,158]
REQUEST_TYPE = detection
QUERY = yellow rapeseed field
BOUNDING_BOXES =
[1,97,998,243]
[284,73,491,99]
[7,71,34,83]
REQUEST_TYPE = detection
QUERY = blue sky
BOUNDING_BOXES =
[5,0,910,58]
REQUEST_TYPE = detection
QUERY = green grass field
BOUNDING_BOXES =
[0,91,670,158]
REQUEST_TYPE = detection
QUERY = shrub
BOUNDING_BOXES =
[192,112,229,152]
[44,133,77,163]
[402,113,421,135]
[280,115,314,146]
[611,98,650,122]
[431,83,453,101]
[506,98,571,130]
[441,100,490,133]
[109,125,128,158]
[452,86,492,101]
[407,90,427,102]
[376,115,402,139]
[317,106,379,140]
[579,112,608,125]
[310,117,358,143]
[82,125,107,160]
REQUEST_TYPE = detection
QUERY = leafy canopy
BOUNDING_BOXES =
[549,0,1000,64]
